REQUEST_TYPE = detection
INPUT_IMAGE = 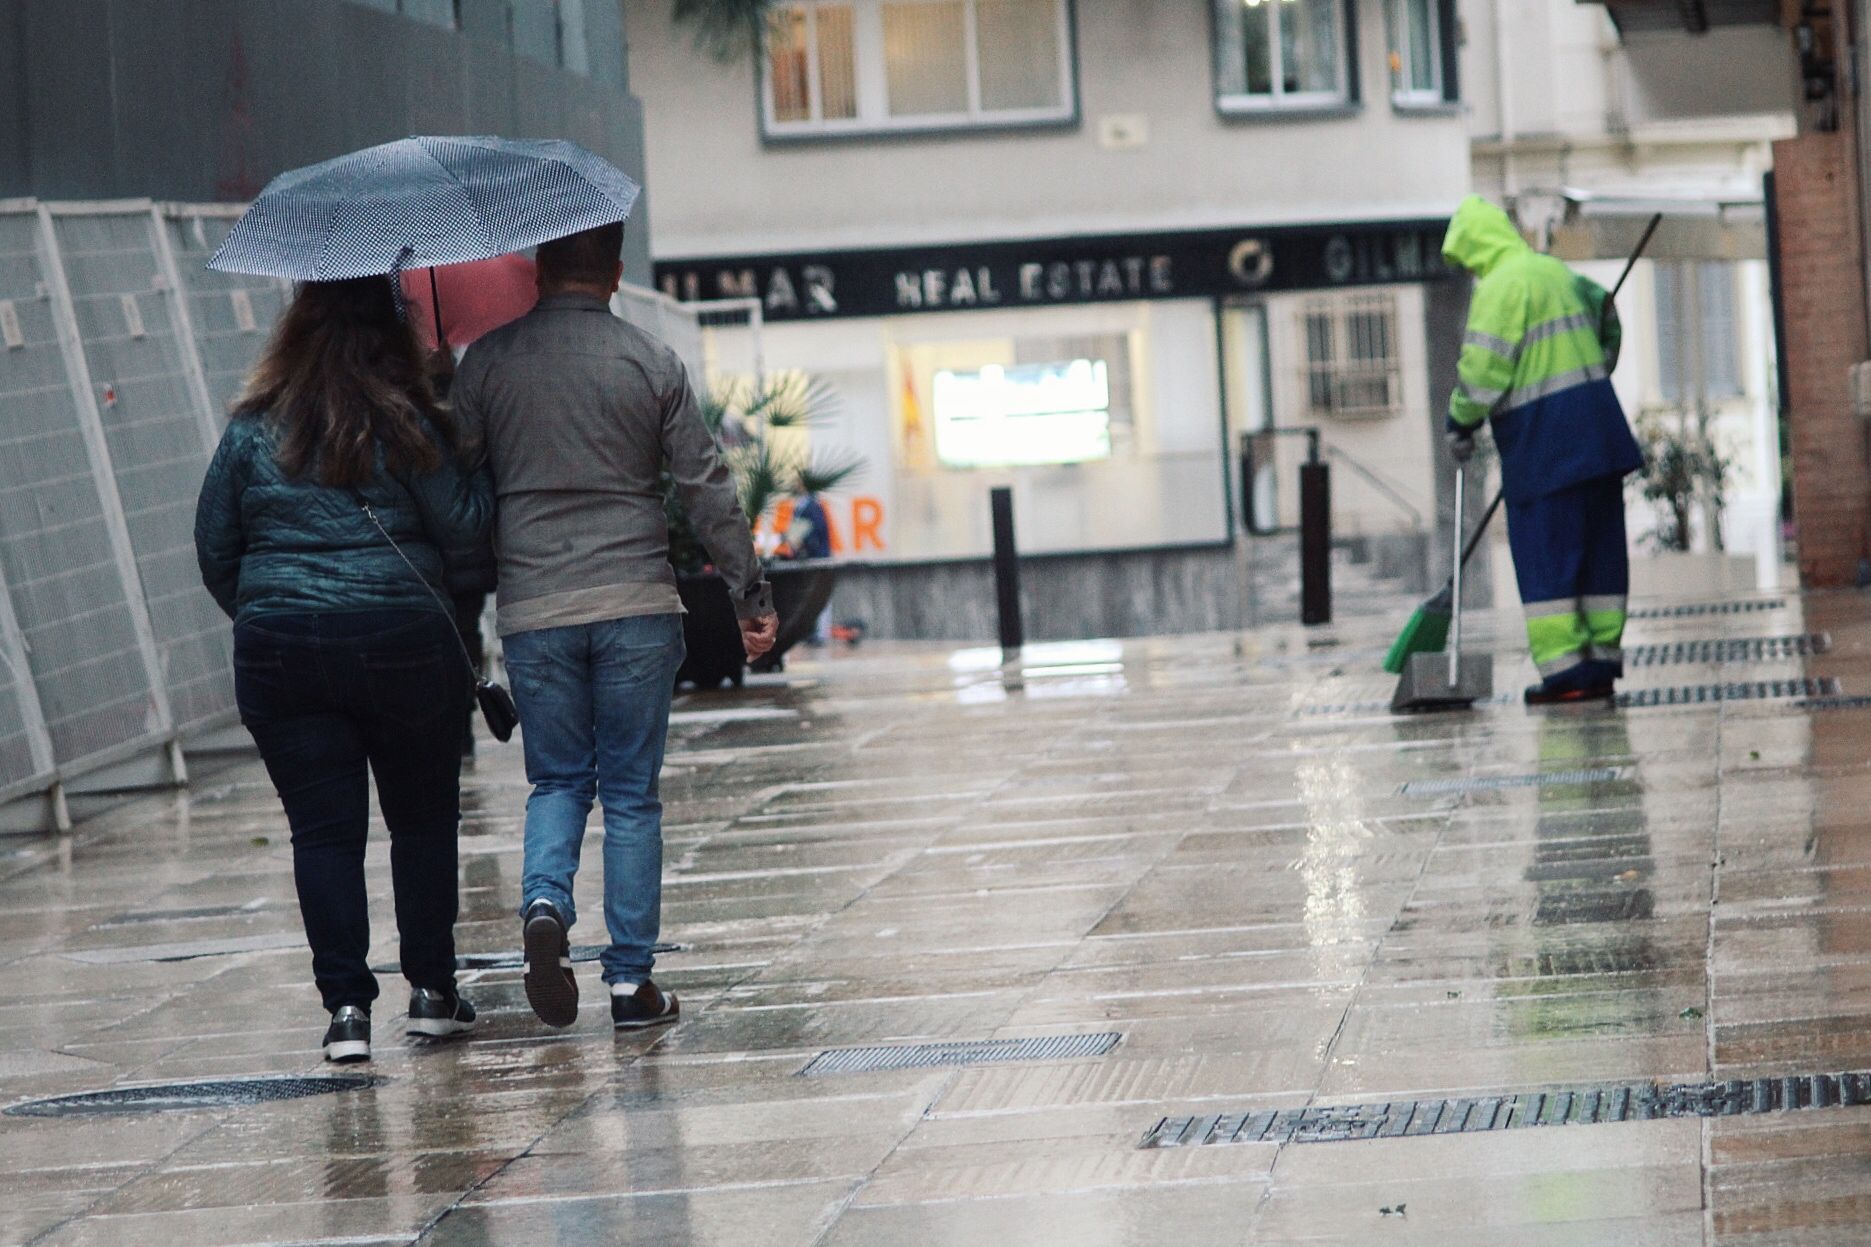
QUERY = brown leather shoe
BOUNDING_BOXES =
[610,980,680,1031]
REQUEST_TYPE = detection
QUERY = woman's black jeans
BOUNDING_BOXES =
[234,610,470,1014]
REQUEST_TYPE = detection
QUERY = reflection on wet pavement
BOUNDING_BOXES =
[3,591,1870,1243]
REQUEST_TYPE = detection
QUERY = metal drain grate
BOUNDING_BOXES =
[1799,695,1871,711]
[1617,678,1840,708]
[4,1075,376,1118]
[1628,599,1787,619]
[371,943,681,974]
[1626,634,1829,667]
[800,1032,1122,1076]
[1399,768,1626,797]
[95,900,266,928]
[1141,1070,1871,1148]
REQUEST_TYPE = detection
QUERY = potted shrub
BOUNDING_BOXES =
[667,372,863,688]
[1628,411,1749,595]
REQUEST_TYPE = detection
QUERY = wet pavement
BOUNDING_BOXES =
[3,589,1871,1244]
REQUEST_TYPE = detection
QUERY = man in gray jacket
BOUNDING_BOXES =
[453,223,777,1031]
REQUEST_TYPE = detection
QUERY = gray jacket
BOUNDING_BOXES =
[452,293,771,637]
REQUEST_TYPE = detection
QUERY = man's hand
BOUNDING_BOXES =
[1446,430,1476,464]
[740,612,779,661]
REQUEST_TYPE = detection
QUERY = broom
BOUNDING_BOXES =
[1382,490,1502,673]
[1382,211,1663,676]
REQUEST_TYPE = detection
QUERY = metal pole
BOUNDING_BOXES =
[1448,464,1466,686]
[1299,448,1331,626]
[990,487,1024,657]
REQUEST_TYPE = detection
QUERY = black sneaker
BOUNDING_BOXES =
[522,898,578,1028]
[406,988,477,1038]
[1523,681,1616,706]
[323,1005,371,1063]
[610,980,680,1031]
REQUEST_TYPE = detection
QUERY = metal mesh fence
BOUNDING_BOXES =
[49,208,232,732]
[613,283,709,384]
[0,206,167,781]
[0,201,709,828]
[162,212,290,418]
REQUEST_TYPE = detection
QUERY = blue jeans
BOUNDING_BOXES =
[504,613,685,985]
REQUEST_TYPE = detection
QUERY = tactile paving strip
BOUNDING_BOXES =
[4,1075,377,1118]
[800,1032,1122,1076]
[1628,599,1787,619]
[1616,678,1840,707]
[1398,768,1626,797]
[1140,1071,1871,1148]
[1625,634,1829,667]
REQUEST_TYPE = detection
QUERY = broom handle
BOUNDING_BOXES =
[1609,212,1663,300]
[1459,489,1502,571]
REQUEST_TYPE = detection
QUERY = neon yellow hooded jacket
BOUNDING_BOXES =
[1442,196,1642,502]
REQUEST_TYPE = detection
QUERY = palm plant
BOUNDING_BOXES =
[667,372,866,574]
[671,0,777,60]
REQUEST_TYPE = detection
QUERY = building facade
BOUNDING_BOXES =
[0,0,654,279]
[1459,0,1795,591]
[630,0,1475,639]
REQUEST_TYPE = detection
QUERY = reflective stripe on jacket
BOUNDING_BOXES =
[1442,196,1643,502]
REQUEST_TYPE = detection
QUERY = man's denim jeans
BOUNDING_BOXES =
[504,613,685,985]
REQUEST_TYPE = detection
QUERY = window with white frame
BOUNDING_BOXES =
[1213,0,1352,112]
[764,0,1075,137]
[1387,0,1448,106]
[1654,262,1741,403]
[1300,293,1402,419]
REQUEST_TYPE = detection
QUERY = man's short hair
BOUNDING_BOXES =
[536,222,624,287]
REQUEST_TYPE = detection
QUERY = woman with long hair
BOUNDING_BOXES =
[195,276,494,1063]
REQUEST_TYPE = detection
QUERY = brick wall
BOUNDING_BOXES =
[1774,131,1871,587]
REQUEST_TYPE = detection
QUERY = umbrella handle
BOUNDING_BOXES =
[428,267,447,350]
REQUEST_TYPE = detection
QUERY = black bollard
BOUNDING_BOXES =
[1299,460,1331,626]
[990,487,1024,655]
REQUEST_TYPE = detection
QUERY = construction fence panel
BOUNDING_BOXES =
[0,206,170,787]
[48,206,234,734]
[162,209,292,418]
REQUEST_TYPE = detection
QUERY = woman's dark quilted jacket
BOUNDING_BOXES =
[194,414,496,625]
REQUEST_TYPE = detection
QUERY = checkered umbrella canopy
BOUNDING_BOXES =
[208,136,641,280]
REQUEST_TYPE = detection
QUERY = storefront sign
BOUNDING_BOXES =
[656,218,1453,322]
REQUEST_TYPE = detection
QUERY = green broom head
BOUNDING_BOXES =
[1382,584,1453,674]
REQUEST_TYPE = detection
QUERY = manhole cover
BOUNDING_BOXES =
[1399,768,1626,797]
[800,1032,1122,1076]
[4,1075,376,1118]
[370,943,681,974]
[1626,634,1829,667]
[1617,678,1840,707]
[1629,599,1786,619]
[1141,1070,1871,1148]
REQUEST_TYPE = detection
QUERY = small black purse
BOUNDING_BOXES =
[356,496,517,743]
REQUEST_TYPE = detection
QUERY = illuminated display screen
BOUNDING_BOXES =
[931,359,1113,468]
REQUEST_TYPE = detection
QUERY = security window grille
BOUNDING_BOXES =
[764,0,1074,136]
[1302,294,1402,419]
[1214,0,1351,112]
[1387,0,1449,105]
[1655,262,1741,403]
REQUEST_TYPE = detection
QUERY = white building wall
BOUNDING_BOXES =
[632,1,1471,257]
[1461,0,1794,587]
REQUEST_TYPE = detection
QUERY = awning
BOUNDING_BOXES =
[1580,0,1781,36]
[1546,188,1769,262]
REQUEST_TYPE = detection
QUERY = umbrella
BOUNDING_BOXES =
[208,136,640,281]
[401,254,539,351]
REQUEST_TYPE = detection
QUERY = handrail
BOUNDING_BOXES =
[1322,444,1426,532]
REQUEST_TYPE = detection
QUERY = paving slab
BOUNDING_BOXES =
[1,590,1868,1242]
